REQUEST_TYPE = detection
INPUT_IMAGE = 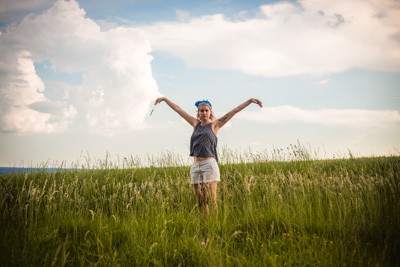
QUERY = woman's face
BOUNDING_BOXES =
[197,104,211,120]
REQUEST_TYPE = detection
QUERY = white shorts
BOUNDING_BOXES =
[190,158,220,184]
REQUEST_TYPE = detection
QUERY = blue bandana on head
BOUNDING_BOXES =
[195,100,212,108]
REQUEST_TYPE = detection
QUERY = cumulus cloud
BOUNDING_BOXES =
[237,106,400,128]
[142,0,400,77]
[0,0,159,135]
[0,49,72,133]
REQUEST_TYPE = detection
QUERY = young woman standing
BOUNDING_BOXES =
[154,97,263,216]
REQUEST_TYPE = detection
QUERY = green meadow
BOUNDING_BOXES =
[0,149,399,266]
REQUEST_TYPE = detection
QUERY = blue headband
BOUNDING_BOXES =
[195,100,212,108]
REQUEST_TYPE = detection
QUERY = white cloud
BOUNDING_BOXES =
[0,0,159,135]
[142,0,400,77]
[237,106,400,128]
[0,50,74,133]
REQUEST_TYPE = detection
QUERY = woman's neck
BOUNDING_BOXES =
[200,119,211,126]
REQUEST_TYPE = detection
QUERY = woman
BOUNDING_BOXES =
[154,97,263,216]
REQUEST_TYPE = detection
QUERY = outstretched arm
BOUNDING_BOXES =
[213,98,263,131]
[154,97,198,127]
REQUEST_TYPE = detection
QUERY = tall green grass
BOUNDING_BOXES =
[0,150,399,266]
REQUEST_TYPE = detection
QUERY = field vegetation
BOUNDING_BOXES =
[1,147,399,266]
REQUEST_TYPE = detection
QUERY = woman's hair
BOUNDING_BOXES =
[196,104,216,121]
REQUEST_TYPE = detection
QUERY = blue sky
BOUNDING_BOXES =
[0,0,399,166]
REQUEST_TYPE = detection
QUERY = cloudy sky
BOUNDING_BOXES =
[0,0,399,167]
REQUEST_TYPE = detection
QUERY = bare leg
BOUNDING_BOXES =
[194,183,209,216]
[206,181,218,216]
[194,182,218,246]
[193,182,218,217]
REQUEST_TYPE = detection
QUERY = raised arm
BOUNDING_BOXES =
[154,97,198,127]
[213,98,263,132]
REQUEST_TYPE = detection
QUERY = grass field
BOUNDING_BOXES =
[0,151,399,266]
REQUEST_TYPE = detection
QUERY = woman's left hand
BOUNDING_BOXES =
[250,98,263,108]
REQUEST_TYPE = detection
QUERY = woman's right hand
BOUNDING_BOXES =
[154,97,166,105]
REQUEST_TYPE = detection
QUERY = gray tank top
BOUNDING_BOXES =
[190,122,218,162]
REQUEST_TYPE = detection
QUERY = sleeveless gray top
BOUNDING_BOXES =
[190,122,218,162]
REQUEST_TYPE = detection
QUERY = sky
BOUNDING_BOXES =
[0,0,399,167]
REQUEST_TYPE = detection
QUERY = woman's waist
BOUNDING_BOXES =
[193,156,214,162]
